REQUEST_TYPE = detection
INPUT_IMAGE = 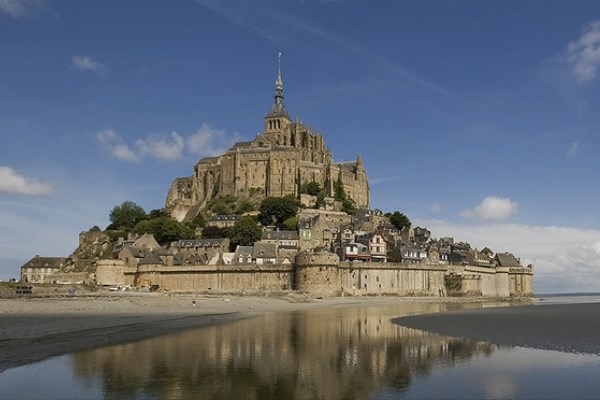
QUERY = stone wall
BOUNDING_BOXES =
[135,263,294,292]
[339,262,447,297]
[88,252,533,297]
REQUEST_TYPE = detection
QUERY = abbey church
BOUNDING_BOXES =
[166,57,370,221]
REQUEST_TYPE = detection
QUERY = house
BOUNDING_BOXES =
[233,246,253,264]
[20,256,66,283]
[494,252,521,267]
[344,242,371,262]
[260,230,299,248]
[474,248,496,267]
[252,242,278,264]
[206,214,241,229]
[173,238,230,263]
[356,232,387,262]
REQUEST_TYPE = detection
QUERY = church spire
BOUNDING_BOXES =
[266,52,290,121]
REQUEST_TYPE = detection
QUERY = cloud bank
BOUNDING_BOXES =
[462,196,518,221]
[0,166,54,196]
[97,124,240,162]
[567,20,600,84]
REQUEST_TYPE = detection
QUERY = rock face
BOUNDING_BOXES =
[63,231,113,272]
[165,61,370,222]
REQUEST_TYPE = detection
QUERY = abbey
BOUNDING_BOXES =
[166,57,370,221]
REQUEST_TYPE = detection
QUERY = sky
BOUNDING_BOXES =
[1,0,600,293]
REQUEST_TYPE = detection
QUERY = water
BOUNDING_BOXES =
[1,299,599,399]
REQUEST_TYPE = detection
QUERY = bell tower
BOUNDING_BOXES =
[265,52,291,135]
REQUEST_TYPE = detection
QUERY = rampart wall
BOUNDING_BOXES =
[92,254,533,297]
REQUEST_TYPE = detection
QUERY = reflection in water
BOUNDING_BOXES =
[70,302,495,399]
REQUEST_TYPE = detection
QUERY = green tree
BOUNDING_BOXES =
[388,211,411,231]
[202,225,227,239]
[282,216,298,231]
[236,200,254,214]
[333,179,357,215]
[301,181,322,196]
[133,216,194,244]
[190,213,206,228]
[258,196,299,227]
[207,195,238,215]
[228,216,262,249]
[108,201,147,231]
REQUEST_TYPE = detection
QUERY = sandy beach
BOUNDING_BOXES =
[394,300,600,355]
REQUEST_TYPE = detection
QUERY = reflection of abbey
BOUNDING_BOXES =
[166,56,369,221]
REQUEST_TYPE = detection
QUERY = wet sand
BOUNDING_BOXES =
[393,301,600,355]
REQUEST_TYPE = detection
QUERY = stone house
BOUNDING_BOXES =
[206,214,241,228]
[252,242,278,264]
[172,238,230,264]
[20,256,66,283]
[494,252,521,267]
[260,230,299,248]
[233,246,253,264]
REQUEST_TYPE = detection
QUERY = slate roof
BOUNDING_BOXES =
[252,242,277,259]
[495,252,521,267]
[20,256,66,270]
[138,252,163,265]
[177,238,227,248]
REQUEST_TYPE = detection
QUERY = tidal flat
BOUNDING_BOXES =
[1,294,599,399]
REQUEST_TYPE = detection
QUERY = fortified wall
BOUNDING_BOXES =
[95,254,533,298]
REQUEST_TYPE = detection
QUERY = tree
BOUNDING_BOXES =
[388,211,411,231]
[133,216,194,244]
[202,225,227,239]
[190,213,206,228]
[301,181,322,196]
[258,196,299,227]
[282,216,298,231]
[89,225,101,232]
[333,179,357,215]
[108,201,147,231]
[228,216,262,249]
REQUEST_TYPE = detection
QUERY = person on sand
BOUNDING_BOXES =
[192,299,196,308]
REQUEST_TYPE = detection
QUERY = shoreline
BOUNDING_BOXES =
[0,292,530,373]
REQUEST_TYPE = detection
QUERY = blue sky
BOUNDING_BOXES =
[1,0,600,293]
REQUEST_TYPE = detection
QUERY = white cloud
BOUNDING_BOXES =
[417,218,600,294]
[0,0,44,17]
[462,196,518,221]
[0,166,54,196]
[567,20,600,84]
[97,124,240,163]
[72,55,109,76]
[96,129,139,162]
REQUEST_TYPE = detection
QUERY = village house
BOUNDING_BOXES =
[172,238,230,264]
[260,230,299,248]
[343,242,371,262]
[356,232,387,262]
[20,256,66,283]
[206,214,241,229]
